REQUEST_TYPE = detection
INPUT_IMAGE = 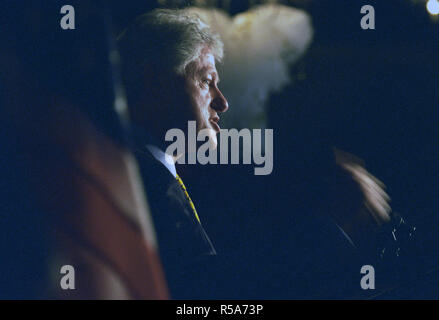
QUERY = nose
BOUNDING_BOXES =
[210,87,229,113]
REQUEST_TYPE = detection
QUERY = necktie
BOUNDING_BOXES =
[175,174,201,224]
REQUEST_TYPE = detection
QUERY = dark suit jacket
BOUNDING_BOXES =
[134,147,221,298]
[134,146,367,299]
[129,128,372,298]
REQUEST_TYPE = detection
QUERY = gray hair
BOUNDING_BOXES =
[118,9,223,104]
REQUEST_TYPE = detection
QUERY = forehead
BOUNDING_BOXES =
[194,48,217,75]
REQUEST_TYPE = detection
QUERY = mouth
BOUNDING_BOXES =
[209,115,220,133]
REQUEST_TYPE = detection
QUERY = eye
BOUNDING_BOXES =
[201,78,211,87]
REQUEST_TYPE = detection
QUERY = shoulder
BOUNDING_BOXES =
[133,148,217,264]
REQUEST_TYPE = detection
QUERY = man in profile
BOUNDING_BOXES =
[118,9,229,298]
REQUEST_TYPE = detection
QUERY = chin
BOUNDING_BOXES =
[197,121,218,150]
[210,134,218,150]
[205,128,218,150]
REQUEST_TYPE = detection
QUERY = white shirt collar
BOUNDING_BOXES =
[146,144,177,178]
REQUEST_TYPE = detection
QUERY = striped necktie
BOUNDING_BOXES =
[175,174,201,224]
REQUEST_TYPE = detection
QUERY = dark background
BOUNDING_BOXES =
[1,0,437,298]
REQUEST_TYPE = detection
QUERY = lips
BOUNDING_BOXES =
[209,115,220,132]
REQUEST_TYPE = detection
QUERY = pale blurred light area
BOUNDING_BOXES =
[410,0,439,21]
[426,0,439,15]
[185,4,313,130]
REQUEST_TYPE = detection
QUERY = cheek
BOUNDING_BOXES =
[194,91,211,118]
[201,99,211,118]
[197,88,210,106]
[186,80,211,123]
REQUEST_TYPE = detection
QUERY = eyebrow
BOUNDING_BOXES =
[199,66,220,83]
[209,71,220,84]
